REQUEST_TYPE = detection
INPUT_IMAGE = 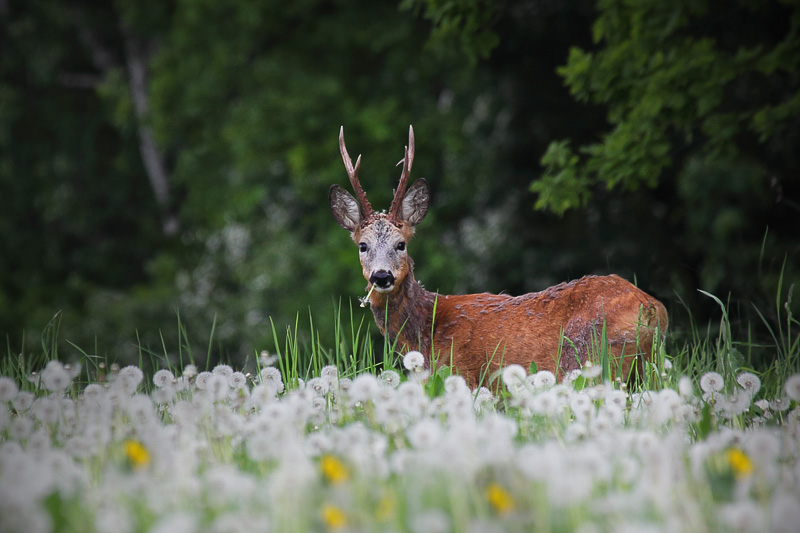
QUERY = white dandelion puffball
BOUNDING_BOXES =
[152,369,175,389]
[784,374,800,401]
[736,372,761,395]
[115,365,144,394]
[379,370,401,388]
[41,360,72,393]
[403,351,425,371]
[0,376,19,402]
[581,362,602,379]
[502,364,527,388]
[533,370,556,388]
[699,371,724,393]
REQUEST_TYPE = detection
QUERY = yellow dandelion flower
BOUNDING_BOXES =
[124,440,150,470]
[726,448,753,479]
[486,482,515,514]
[320,454,349,484]
[322,504,347,530]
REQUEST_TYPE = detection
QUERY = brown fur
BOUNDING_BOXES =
[369,263,667,388]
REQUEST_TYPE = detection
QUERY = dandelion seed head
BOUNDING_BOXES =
[678,376,694,398]
[701,393,724,413]
[9,416,34,440]
[259,367,284,393]
[82,383,105,403]
[212,364,233,377]
[259,350,279,367]
[444,375,468,394]
[306,377,329,397]
[41,360,72,393]
[532,390,559,416]
[182,364,198,378]
[407,419,442,449]
[348,373,380,404]
[700,371,724,393]
[206,374,229,401]
[784,374,800,401]
[770,397,791,412]
[744,430,781,466]
[127,394,156,427]
[570,392,593,422]
[605,388,627,410]
[474,386,494,406]
[737,372,761,395]
[153,369,175,389]
[533,370,556,388]
[581,362,602,379]
[403,351,425,371]
[195,371,212,390]
[0,376,19,402]
[151,387,176,405]
[722,390,751,418]
[321,365,339,389]
[502,364,527,390]
[718,500,764,532]
[379,370,401,388]
[34,396,61,425]
[115,366,144,395]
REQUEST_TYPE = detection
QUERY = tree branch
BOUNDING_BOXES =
[69,6,178,236]
[121,23,177,235]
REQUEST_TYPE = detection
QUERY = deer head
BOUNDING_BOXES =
[329,126,430,294]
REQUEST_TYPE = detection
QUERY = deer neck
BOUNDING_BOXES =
[368,258,436,355]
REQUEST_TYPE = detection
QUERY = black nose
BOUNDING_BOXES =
[370,270,395,288]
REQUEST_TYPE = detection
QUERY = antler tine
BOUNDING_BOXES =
[389,125,415,223]
[339,126,374,219]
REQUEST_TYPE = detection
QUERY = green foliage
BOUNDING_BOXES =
[402,0,500,64]
[535,0,800,215]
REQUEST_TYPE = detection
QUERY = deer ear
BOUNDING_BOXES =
[329,185,362,231]
[401,178,430,227]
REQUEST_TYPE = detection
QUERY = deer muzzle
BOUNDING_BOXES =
[369,270,395,292]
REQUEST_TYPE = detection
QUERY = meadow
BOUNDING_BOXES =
[1,304,800,533]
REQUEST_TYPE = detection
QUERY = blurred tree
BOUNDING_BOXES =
[0,1,170,353]
[3,0,796,372]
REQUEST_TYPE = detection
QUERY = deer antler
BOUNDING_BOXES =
[339,126,374,220]
[388,125,415,224]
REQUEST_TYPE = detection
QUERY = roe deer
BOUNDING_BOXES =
[329,126,668,388]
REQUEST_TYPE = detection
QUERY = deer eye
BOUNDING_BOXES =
[396,242,406,251]
[359,243,368,253]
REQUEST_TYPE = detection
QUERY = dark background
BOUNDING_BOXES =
[1,0,797,371]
